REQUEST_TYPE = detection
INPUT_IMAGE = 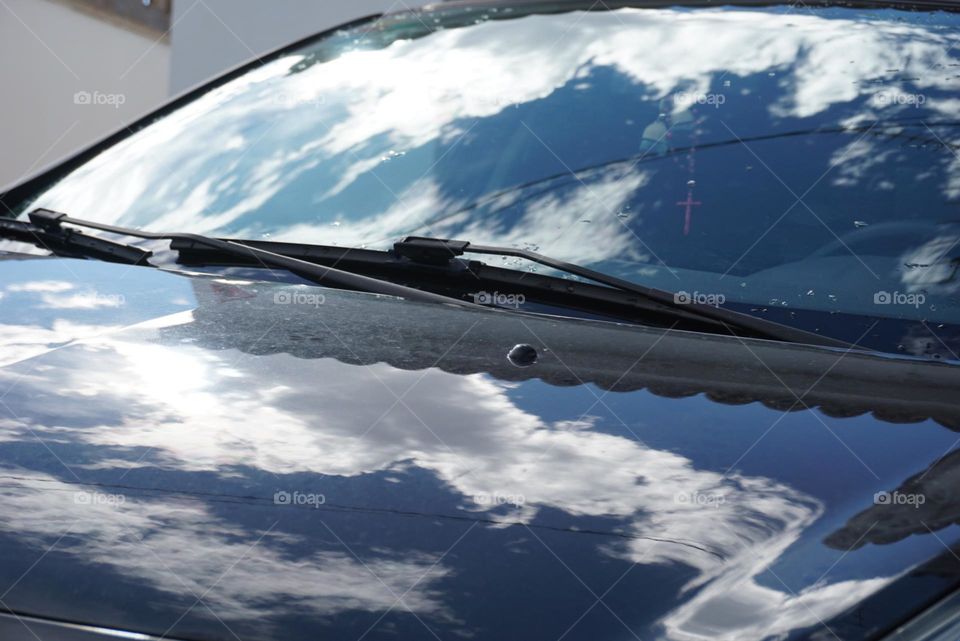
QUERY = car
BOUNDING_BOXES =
[1,0,960,639]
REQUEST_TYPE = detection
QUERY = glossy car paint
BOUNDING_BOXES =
[0,254,959,640]
[2,1,960,640]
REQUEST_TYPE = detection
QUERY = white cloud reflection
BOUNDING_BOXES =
[0,300,894,639]
[0,473,452,622]
[24,7,960,272]
[5,5,957,635]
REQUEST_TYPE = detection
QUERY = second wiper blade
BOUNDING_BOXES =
[174,232,855,349]
[393,236,853,349]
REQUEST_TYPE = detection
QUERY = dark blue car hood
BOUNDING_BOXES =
[1,253,959,641]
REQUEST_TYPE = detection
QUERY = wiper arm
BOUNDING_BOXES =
[14,210,471,307]
[393,236,853,349]
[0,215,152,265]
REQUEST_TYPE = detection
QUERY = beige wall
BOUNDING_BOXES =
[169,0,430,94]
[0,0,170,190]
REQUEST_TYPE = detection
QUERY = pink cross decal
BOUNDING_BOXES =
[676,191,702,235]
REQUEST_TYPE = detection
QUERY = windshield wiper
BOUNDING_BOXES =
[0,215,152,265]
[9,210,470,307]
[391,237,853,349]
[173,230,851,349]
[8,210,852,348]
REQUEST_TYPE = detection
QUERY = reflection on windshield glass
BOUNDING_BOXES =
[9,4,960,339]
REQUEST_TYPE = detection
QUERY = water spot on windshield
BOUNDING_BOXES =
[380,150,407,162]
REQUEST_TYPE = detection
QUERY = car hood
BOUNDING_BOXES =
[1,254,960,641]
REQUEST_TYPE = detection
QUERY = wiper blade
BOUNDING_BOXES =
[393,236,853,349]
[0,214,152,265]
[173,231,853,349]
[19,211,847,349]
[13,210,471,307]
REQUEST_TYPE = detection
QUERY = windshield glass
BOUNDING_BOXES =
[4,1,960,356]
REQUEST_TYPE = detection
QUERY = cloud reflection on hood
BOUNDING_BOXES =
[0,309,881,640]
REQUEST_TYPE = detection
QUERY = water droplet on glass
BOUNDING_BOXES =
[854,220,868,228]
[739,282,747,288]
[806,289,815,296]
[828,294,837,301]
[331,221,341,228]
[686,180,696,188]
[580,219,591,224]
[768,71,776,77]
[617,211,629,219]
[381,150,406,162]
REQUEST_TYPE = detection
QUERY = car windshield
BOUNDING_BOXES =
[4,1,960,356]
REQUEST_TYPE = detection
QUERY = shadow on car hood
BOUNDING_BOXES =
[1,255,960,641]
